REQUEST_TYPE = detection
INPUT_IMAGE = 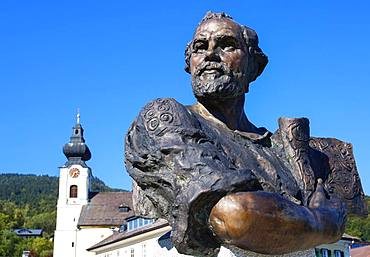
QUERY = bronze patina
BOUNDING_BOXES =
[125,12,367,257]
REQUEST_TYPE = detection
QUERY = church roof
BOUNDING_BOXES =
[87,219,169,251]
[78,191,133,227]
[62,114,91,168]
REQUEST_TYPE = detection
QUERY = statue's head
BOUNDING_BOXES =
[185,12,268,100]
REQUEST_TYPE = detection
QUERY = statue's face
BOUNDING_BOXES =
[190,18,248,100]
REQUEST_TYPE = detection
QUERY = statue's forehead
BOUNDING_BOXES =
[193,19,241,39]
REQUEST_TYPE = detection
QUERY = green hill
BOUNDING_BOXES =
[0,173,125,207]
[345,196,370,241]
[0,173,127,257]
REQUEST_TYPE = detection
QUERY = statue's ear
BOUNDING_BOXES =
[249,47,268,82]
[242,25,268,83]
[184,42,192,74]
[185,65,191,74]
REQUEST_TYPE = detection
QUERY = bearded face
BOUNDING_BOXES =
[189,18,249,101]
[191,60,246,100]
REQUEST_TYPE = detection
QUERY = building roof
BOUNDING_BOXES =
[78,191,133,227]
[351,245,370,257]
[62,116,91,168]
[13,228,43,236]
[87,219,169,251]
[342,233,361,242]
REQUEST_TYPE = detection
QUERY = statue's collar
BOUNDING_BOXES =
[187,102,272,146]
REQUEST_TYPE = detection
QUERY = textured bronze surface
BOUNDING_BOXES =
[125,11,367,257]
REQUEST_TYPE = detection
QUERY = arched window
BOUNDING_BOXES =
[70,185,78,198]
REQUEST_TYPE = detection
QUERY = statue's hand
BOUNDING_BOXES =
[309,178,345,211]
[308,178,328,208]
[309,178,347,237]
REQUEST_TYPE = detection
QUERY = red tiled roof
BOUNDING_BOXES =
[351,245,370,257]
[78,192,133,226]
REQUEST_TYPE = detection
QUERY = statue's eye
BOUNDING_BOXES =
[219,38,239,52]
[193,41,208,53]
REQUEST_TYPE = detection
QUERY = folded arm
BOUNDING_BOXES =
[209,180,346,254]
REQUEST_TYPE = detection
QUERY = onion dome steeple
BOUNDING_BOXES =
[63,112,91,167]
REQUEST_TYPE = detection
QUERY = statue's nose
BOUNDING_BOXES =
[204,49,221,62]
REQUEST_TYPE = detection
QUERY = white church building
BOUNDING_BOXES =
[53,117,352,257]
[53,116,187,257]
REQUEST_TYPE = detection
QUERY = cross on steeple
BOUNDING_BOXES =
[77,108,80,124]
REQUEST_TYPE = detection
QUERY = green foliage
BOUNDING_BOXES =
[30,237,53,257]
[345,196,370,241]
[90,176,124,192]
[0,174,125,206]
[24,211,57,236]
[0,173,125,257]
[0,174,58,208]
[0,229,21,256]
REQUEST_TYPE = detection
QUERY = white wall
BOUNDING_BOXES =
[54,163,93,257]
[76,228,115,257]
[92,226,190,257]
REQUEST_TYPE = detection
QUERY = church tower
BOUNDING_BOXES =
[54,113,92,257]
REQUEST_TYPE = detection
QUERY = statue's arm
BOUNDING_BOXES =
[125,98,260,256]
[209,179,346,255]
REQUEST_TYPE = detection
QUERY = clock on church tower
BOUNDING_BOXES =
[69,168,80,178]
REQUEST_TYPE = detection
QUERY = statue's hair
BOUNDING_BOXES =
[185,11,268,84]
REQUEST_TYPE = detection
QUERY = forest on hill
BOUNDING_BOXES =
[0,173,369,256]
[0,173,125,257]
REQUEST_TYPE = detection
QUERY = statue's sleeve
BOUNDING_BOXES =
[309,137,367,217]
[273,117,367,217]
[125,98,259,256]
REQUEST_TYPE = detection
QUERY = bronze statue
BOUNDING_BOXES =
[125,12,367,257]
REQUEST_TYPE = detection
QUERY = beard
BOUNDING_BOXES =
[191,61,247,100]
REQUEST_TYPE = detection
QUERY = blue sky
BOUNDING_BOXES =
[1,1,369,194]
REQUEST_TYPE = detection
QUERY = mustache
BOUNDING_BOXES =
[194,62,230,76]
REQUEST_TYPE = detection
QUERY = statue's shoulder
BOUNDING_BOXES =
[133,98,199,137]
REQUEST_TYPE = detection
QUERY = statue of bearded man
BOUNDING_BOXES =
[125,12,367,257]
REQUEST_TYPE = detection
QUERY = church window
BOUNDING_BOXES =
[72,242,74,247]
[130,248,134,257]
[70,185,78,198]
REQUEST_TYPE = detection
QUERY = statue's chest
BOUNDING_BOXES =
[214,128,302,203]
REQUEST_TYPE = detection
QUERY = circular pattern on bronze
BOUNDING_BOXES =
[148,118,159,131]
[160,113,173,123]
[145,110,155,119]
[158,103,170,112]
